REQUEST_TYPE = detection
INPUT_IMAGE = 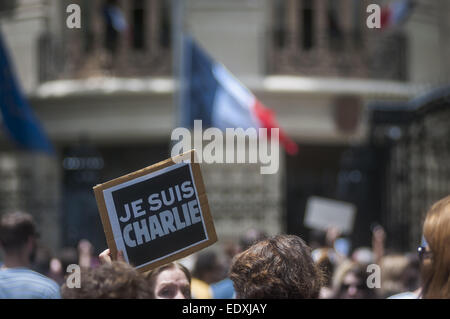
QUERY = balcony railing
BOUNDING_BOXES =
[267,0,408,81]
[39,0,172,82]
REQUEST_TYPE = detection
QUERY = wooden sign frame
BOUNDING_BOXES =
[93,150,217,273]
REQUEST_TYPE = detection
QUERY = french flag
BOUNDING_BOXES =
[180,35,298,155]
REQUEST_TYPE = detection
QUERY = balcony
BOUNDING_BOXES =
[38,0,172,83]
[267,0,408,81]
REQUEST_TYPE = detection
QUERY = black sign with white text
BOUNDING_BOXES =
[105,163,207,268]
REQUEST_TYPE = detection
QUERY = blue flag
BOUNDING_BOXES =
[0,32,54,154]
[180,35,218,128]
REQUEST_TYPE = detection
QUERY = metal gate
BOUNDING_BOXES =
[370,86,450,251]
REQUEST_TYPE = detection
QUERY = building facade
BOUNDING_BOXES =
[0,0,449,252]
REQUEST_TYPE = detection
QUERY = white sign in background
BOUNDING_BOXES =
[304,196,356,234]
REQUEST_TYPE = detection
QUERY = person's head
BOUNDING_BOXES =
[229,234,323,299]
[192,250,224,284]
[333,260,376,299]
[61,261,152,299]
[144,262,191,299]
[379,254,410,298]
[421,195,450,299]
[0,212,38,264]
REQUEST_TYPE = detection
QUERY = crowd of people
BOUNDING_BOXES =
[0,195,449,299]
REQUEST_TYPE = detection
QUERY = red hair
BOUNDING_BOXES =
[422,195,450,298]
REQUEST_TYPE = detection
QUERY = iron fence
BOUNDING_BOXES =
[370,86,450,251]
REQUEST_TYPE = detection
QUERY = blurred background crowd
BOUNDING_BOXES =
[0,214,432,299]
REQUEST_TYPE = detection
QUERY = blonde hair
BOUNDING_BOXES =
[422,195,450,298]
[380,255,409,297]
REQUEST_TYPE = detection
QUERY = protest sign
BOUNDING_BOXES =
[304,196,356,234]
[93,150,217,272]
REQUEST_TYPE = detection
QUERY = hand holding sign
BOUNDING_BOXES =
[94,150,217,272]
[99,249,125,264]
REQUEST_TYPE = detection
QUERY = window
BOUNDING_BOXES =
[273,0,286,49]
[327,0,343,51]
[82,0,94,53]
[352,0,362,48]
[159,0,171,49]
[301,0,314,50]
[132,0,146,50]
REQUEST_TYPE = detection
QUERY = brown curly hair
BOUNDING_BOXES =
[61,262,152,299]
[230,234,323,299]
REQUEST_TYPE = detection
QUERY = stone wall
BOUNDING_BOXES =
[0,152,61,253]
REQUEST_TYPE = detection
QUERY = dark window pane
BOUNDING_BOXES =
[302,0,314,50]
[132,0,146,50]
[159,1,171,48]
[328,0,343,51]
[273,0,286,49]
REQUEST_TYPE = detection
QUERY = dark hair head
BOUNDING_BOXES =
[230,234,323,299]
[0,212,38,254]
[61,261,152,299]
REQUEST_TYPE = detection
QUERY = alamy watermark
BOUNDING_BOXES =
[170,120,280,175]
[366,263,381,289]
[66,4,81,29]
[66,3,384,30]
[366,4,382,29]
[65,264,81,289]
